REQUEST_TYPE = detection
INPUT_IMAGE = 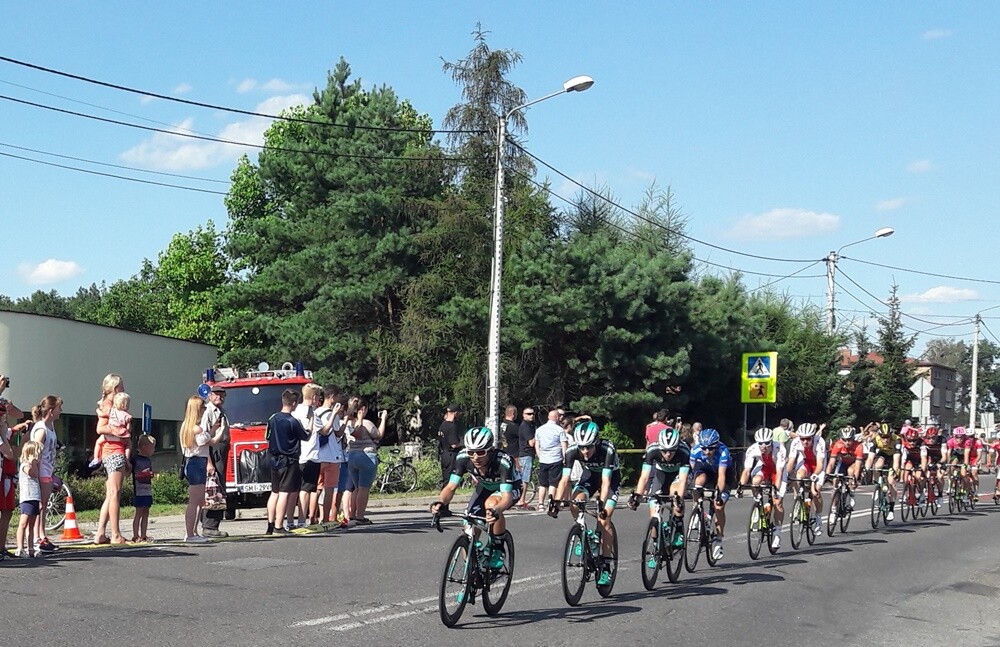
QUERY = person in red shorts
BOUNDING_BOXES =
[0,377,27,561]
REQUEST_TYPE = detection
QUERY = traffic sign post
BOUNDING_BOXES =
[909,378,933,425]
[741,352,778,404]
[142,403,152,434]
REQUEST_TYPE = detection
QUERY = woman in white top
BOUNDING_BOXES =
[180,395,225,542]
[30,395,62,552]
[344,398,387,525]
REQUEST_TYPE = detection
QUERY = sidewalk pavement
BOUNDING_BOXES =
[75,494,475,543]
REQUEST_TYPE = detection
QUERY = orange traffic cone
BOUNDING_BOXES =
[60,495,85,541]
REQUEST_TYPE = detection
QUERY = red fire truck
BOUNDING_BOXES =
[203,362,312,514]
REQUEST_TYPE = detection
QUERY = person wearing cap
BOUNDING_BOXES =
[200,384,230,538]
[437,404,463,516]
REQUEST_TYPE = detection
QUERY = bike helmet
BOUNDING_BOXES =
[839,426,855,440]
[797,423,817,438]
[658,427,681,451]
[573,421,600,447]
[878,422,892,437]
[754,427,773,444]
[698,428,720,448]
[902,426,920,443]
[952,426,966,437]
[923,426,939,440]
[463,426,494,451]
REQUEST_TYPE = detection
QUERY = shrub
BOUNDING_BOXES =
[64,475,134,511]
[152,472,189,505]
[376,445,442,492]
[602,421,639,485]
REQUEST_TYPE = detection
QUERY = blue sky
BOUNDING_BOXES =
[3,3,999,353]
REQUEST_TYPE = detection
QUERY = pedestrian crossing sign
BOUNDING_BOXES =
[742,352,777,403]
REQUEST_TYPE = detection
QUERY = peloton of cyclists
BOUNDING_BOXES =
[737,427,787,549]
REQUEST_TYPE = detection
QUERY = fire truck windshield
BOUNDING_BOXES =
[220,384,288,426]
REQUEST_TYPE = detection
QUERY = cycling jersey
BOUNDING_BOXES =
[946,437,967,461]
[562,440,621,480]
[449,449,520,494]
[966,437,983,462]
[872,434,901,457]
[829,439,864,466]
[641,443,691,474]
[743,441,787,496]
[788,436,827,474]
[901,437,926,466]
[924,437,945,463]
[689,443,731,472]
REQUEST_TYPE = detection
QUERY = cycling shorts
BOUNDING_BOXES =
[649,469,686,496]
[572,471,621,507]
[466,483,522,517]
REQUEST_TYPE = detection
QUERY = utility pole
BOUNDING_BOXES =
[969,314,981,431]
[825,251,837,334]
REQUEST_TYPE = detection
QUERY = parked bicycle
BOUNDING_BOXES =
[45,474,72,532]
[635,492,684,588]
[376,448,418,494]
[740,483,779,560]
[825,472,855,537]
[684,486,721,572]
[550,497,619,606]
[788,477,818,548]
[432,511,515,627]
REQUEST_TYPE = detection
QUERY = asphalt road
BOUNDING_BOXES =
[2,478,999,647]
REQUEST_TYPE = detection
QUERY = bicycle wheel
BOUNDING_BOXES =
[930,480,941,516]
[790,498,805,549]
[381,464,418,494]
[826,491,839,537]
[439,535,472,627]
[947,478,956,513]
[596,521,618,598]
[901,483,911,522]
[522,473,537,506]
[870,487,883,529]
[45,482,69,532]
[747,504,764,560]
[665,518,684,582]
[561,525,588,606]
[683,507,702,573]
[969,480,978,509]
[640,519,661,590]
[916,483,928,518]
[704,511,720,567]
[483,531,514,616]
[839,489,852,533]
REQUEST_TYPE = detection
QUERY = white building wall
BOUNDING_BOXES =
[0,311,216,421]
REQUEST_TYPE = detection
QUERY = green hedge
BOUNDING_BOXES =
[65,472,191,511]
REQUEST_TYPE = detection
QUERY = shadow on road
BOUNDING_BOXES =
[457,600,644,628]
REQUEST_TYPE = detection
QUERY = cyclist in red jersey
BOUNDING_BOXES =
[963,428,983,497]
[900,426,926,507]
[826,426,864,483]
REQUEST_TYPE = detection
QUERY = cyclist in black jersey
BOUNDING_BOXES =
[548,421,620,585]
[628,427,690,548]
[432,427,521,564]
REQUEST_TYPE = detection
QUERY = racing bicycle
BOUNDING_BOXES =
[788,477,818,549]
[825,472,855,536]
[550,497,619,606]
[684,486,721,572]
[433,511,515,627]
[634,492,685,588]
[740,483,780,559]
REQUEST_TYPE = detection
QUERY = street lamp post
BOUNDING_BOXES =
[825,227,895,334]
[486,75,594,433]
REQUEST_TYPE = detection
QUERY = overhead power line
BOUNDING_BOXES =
[832,278,963,338]
[0,54,483,135]
[840,255,1000,286]
[0,94,472,164]
[0,150,229,195]
[836,268,974,327]
[514,143,821,264]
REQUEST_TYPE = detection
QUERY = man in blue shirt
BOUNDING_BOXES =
[689,428,731,561]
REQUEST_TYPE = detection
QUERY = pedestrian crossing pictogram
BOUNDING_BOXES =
[748,356,770,378]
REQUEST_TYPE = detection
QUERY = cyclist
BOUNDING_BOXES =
[628,427,690,548]
[432,426,521,568]
[945,426,969,496]
[922,426,945,503]
[688,428,730,561]
[826,426,863,510]
[900,424,926,506]
[963,427,983,498]
[737,427,787,549]
[786,423,827,535]
[865,422,901,520]
[549,421,621,586]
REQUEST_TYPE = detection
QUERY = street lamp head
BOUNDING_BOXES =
[874,227,895,239]
[563,75,594,93]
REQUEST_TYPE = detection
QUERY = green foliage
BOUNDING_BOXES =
[376,446,442,491]
[65,471,188,512]
[152,471,191,505]
[872,285,917,422]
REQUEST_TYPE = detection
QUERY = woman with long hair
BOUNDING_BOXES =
[180,395,225,542]
[95,374,127,544]
[30,395,63,553]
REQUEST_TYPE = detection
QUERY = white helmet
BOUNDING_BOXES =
[658,427,681,451]
[797,423,817,438]
[463,426,494,451]
[754,427,773,444]
[573,421,600,447]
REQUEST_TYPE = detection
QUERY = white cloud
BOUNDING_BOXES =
[119,94,310,171]
[139,95,155,105]
[903,286,978,303]
[874,197,908,212]
[18,259,84,285]
[236,78,303,94]
[173,82,192,95]
[906,159,932,173]
[922,29,953,40]
[726,208,840,240]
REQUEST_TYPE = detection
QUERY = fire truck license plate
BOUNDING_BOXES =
[239,483,271,493]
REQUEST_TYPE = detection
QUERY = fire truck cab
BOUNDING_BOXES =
[204,362,312,515]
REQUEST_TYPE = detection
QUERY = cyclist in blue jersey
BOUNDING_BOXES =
[432,427,521,567]
[549,421,621,586]
[689,428,731,561]
[628,426,690,548]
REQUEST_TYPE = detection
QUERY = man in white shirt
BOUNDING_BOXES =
[293,383,323,527]
[533,410,569,510]
[315,386,346,525]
